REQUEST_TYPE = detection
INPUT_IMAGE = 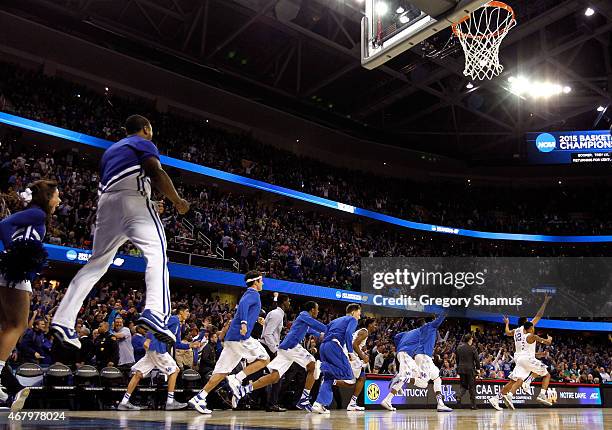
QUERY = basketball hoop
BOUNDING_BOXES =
[452,1,516,81]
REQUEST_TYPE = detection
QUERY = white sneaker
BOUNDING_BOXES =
[10,388,30,412]
[226,374,242,400]
[381,399,396,411]
[314,360,321,380]
[189,396,212,414]
[347,403,365,411]
[437,403,452,412]
[521,380,532,393]
[535,394,552,406]
[311,402,330,414]
[488,396,503,411]
[502,393,515,410]
[0,385,8,403]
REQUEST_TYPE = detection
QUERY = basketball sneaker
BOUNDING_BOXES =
[226,374,243,400]
[117,401,141,411]
[311,402,330,414]
[296,397,313,412]
[488,396,503,411]
[502,392,515,410]
[0,384,8,403]
[165,400,188,410]
[347,402,365,411]
[381,398,396,411]
[535,393,552,406]
[189,394,212,414]
[51,323,81,349]
[10,388,30,412]
[136,310,176,345]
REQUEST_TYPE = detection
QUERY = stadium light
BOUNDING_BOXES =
[396,6,405,14]
[466,82,474,89]
[585,7,595,16]
[597,106,605,112]
[375,2,389,15]
[507,76,570,99]
[399,13,410,24]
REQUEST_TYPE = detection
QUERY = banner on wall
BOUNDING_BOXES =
[364,378,602,408]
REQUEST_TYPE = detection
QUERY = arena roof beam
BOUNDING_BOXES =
[182,0,206,51]
[206,0,278,60]
[216,3,515,131]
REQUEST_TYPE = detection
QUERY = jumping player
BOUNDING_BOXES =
[488,318,553,410]
[189,271,270,414]
[311,303,361,414]
[0,180,60,411]
[119,304,196,410]
[230,301,327,411]
[381,313,449,412]
[343,318,377,411]
[488,294,551,410]
[51,115,189,348]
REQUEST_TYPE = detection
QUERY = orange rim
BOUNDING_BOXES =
[452,1,515,40]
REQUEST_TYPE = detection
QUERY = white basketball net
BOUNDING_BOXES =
[453,2,516,81]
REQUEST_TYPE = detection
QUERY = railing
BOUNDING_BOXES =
[166,249,237,271]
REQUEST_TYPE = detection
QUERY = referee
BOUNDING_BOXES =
[456,333,479,409]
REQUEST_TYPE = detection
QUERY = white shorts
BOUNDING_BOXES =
[397,351,420,378]
[213,338,269,374]
[0,274,32,292]
[509,355,548,381]
[414,354,440,381]
[131,350,178,377]
[267,344,315,377]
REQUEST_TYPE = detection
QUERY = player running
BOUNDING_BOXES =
[381,312,451,412]
[119,304,197,411]
[52,115,190,348]
[230,301,327,411]
[380,324,429,411]
[189,271,270,414]
[488,294,552,410]
[311,303,361,414]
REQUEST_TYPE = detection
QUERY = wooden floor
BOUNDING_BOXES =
[1,408,610,430]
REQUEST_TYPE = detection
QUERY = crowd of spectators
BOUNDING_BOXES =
[8,278,611,387]
[1,61,612,235]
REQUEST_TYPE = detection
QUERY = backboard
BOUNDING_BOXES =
[361,0,490,69]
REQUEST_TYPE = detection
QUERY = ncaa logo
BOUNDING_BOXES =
[66,250,78,261]
[535,133,556,152]
[367,383,380,401]
[335,291,342,299]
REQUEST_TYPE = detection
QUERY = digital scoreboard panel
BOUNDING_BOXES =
[526,130,612,165]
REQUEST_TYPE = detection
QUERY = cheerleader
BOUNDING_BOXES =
[0,180,60,411]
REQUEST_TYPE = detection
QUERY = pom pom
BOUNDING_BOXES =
[0,239,48,285]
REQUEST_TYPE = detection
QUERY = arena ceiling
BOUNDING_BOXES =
[3,0,612,160]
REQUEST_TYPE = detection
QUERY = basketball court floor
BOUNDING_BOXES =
[1,408,609,430]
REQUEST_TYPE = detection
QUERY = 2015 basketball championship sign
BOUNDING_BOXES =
[527,130,612,164]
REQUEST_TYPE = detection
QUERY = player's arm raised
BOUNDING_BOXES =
[502,316,514,336]
[531,294,551,326]
[141,157,190,214]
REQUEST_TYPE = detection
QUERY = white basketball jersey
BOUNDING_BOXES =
[514,326,536,357]
[353,328,368,352]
